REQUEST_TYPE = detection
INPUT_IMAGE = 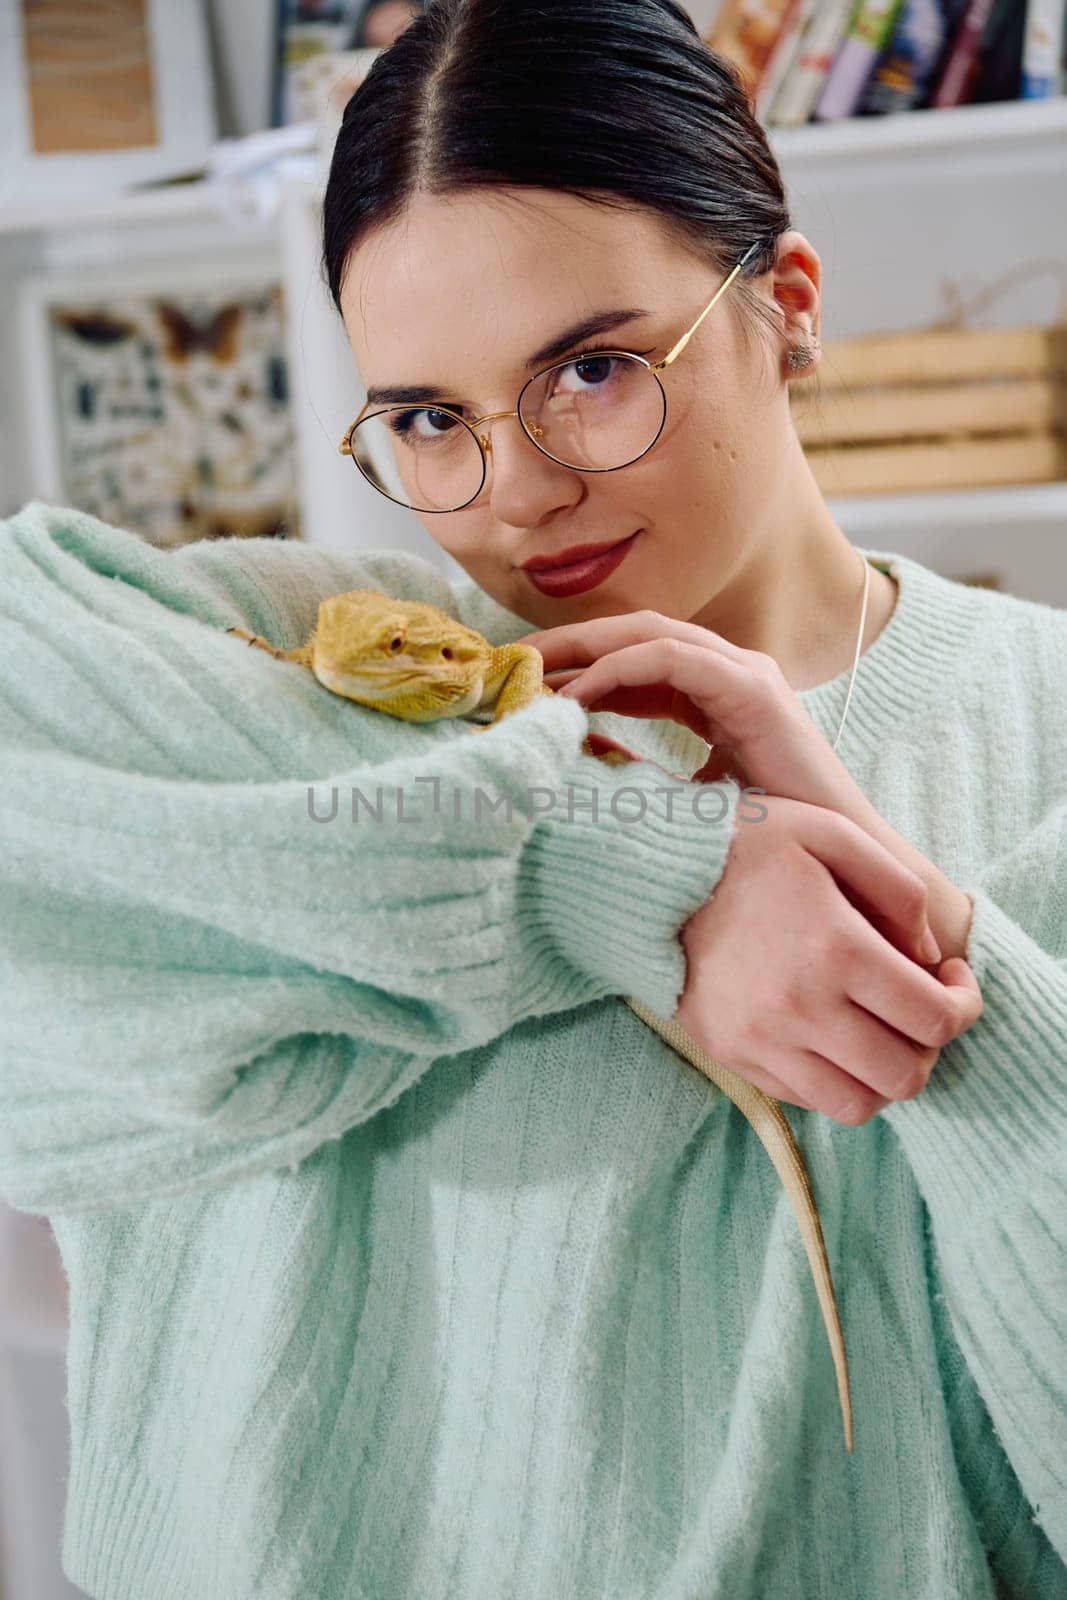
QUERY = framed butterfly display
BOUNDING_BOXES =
[18,258,302,547]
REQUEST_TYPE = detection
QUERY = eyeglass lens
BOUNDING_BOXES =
[348,352,667,513]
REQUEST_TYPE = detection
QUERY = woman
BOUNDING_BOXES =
[0,1,1063,1596]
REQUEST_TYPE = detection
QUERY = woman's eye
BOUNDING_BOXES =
[570,355,617,386]
[388,407,462,442]
[555,354,619,391]
[550,347,656,396]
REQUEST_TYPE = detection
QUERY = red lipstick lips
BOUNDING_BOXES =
[522,535,636,572]
[522,531,642,598]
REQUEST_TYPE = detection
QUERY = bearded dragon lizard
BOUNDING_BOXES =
[227,588,854,1453]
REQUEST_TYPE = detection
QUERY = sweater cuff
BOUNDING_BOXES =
[519,748,742,1019]
[879,884,1067,1216]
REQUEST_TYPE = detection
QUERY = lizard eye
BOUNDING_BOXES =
[388,635,404,652]
[441,647,453,660]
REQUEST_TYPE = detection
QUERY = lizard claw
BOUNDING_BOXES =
[582,731,640,765]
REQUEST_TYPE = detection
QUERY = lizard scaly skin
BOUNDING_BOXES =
[227,589,854,1453]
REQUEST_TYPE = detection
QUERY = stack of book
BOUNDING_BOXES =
[704,0,1065,124]
[789,322,1067,493]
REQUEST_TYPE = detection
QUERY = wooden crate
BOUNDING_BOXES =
[790,324,1067,496]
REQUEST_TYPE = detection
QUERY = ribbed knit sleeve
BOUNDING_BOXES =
[879,799,1067,1565]
[0,504,740,1216]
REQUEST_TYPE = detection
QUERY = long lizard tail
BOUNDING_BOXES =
[622,995,854,1455]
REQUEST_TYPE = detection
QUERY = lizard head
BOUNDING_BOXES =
[304,588,494,722]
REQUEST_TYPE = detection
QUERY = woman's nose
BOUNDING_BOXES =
[481,414,582,524]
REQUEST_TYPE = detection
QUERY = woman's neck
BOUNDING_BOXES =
[687,523,900,695]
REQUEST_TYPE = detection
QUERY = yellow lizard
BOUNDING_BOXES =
[227,587,855,1454]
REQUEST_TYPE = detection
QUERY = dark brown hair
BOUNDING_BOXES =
[322,0,795,366]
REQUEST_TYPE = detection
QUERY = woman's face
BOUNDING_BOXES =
[340,186,815,629]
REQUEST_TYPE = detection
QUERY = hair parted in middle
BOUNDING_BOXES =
[322,0,805,391]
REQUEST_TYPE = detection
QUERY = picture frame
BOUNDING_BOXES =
[0,0,217,210]
[18,255,302,548]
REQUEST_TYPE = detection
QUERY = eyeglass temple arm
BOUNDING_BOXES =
[652,241,764,372]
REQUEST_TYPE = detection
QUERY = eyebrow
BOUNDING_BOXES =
[363,308,652,408]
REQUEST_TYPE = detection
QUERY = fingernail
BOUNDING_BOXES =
[921,928,942,963]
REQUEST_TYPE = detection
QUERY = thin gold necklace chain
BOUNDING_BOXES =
[830,548,873,754]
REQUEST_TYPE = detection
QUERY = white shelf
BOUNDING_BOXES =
[0,155,320,238]
[829,481,1067,605]
[830,480,1067,539]
[1,97,1064,239]
[0,179,239,238]
[769,94,1067,170]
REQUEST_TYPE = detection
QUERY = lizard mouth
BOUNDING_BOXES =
[314,662,470,702]
[319,658,425,683]
[329,657,459,677]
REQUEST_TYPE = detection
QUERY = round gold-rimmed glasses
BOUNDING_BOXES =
[338,241,763,514]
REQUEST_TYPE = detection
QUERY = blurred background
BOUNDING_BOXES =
[0,0,1065,1596]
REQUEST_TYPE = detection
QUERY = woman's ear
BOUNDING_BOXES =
[769,230,822,351]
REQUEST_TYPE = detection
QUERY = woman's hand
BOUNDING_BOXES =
[674,795,983,1122]
[518,611,975,963]
[523,609,878,806]
[518,612,984,1120]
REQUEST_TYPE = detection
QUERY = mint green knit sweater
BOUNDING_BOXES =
[0,500,1064,1600]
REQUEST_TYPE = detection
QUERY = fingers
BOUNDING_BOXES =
[801,807,941,971]
[735,1018,924,1124]
[555,638,771,745]
[733,960,930,1121]
[780,1050,892,1123]
[728,1058,818,1111]
[937,956,983,1000]
[517,611,753,673]
[720,1026,892,1121]
[755,931,984,1121]
[545,665,681,722]
[838,918,984,1058]
[544,662,731,761]
[551,672,713,738]
[556,637,747,702]
[929,957,985,1031]
[787,993,938,1115]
